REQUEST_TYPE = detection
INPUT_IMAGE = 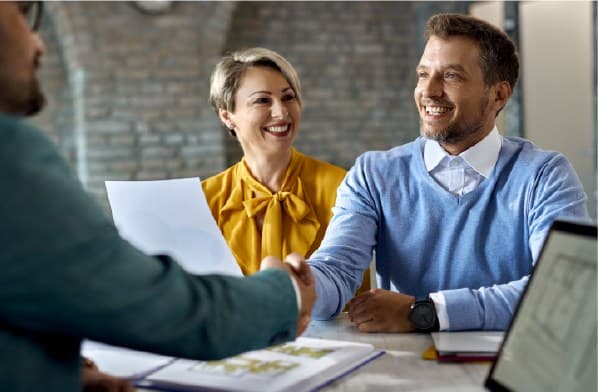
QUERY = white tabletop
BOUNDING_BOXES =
[302,313,490,392]
[137,313,490,392]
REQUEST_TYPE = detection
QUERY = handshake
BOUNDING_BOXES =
[260,253,316,337]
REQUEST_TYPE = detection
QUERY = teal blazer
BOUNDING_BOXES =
[0,115,297,391]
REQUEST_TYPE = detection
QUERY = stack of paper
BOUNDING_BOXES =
[430,331,504,362]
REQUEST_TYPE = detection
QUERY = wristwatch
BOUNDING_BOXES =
[409,297,439,332]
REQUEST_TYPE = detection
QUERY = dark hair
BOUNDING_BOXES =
[425,13,519,90]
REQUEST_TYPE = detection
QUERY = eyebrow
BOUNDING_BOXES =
[248,91,272,97]
[416,64,467,73]
[248,87,293,97]
[444,64,467,73]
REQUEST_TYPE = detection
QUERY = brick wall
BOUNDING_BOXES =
[33,1,467,209]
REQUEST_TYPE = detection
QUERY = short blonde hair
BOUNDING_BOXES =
[209,47,303,114]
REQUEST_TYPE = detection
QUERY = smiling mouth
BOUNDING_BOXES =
[263,124,291,136]
[424,106,452,115]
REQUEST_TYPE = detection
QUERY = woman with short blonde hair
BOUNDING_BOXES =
[203,47,354,278]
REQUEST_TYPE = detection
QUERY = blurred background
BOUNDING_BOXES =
[32,1,596,220]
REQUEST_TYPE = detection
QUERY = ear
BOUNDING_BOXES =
[492,81,512,114]
[218,108,235,129]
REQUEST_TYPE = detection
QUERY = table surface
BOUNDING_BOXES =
[138,313,490,392]
[302,313,490,392]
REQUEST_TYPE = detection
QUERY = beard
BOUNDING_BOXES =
[22,77,46,116]
[0,72,46,117]
[421,95,491,145]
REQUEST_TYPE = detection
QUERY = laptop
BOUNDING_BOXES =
[485,219,597,392]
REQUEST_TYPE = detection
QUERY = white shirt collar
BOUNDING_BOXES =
[423,126,502,178]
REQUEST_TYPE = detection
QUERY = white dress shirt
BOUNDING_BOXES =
[424,127,503,330]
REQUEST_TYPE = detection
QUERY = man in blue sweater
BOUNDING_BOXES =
[0,2,315,391]
[308,13,589,332]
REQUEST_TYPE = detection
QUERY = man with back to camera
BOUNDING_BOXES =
[0,2,316,391]
[308,13,589,333]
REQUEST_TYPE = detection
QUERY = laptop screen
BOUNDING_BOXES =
[485,220,597,392]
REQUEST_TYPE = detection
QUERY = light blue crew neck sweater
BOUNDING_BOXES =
[309,136,589,330]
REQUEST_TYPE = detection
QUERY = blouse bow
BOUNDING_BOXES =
[219,150,320,273]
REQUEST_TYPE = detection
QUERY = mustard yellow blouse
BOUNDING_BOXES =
[202,148,346,275]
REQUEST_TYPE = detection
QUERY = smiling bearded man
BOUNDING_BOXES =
[308,12,589,334]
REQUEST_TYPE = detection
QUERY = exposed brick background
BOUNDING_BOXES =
[32,1,468,210]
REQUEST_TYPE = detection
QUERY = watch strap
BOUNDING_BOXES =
[410,296,440,332]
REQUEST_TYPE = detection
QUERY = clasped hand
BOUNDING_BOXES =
[347,289,416,333]
[260,253,316,336]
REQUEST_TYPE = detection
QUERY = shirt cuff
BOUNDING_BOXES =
[288,275,302,312]
[429,291,449,331]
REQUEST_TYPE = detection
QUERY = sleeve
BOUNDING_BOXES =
[526,154,590,260]
[308,154,378,320]
[441,153,589,331]
[0,126,297,360]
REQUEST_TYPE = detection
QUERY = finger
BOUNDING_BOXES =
[284,258,309,276]
[356,319,382,333]
[286,262,313,286]
[284,252,306,266]
[301,314,311,331]
[347,291,372,310]
[122,380,136,392]
[284,253,312,280]
[259,256,284,271]
[296,314,311,336]
[348,299,374,322]
[347,292,368,309]
[350,309,375,325]
[110,378,135,392]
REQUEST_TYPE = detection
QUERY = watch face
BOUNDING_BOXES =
[410,302,436,330]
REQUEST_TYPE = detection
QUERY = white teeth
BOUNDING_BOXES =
[425,106,450,114]
[265,125,288,133]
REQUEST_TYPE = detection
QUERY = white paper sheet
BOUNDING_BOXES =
[105,177,242,276]
[431,331,504,354]
[82,341,174,379]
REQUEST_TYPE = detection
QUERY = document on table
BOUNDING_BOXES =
[105,177,242,276]
[82,338,383,392]
[430,331,503,362]
[432,331,504,353]
[82,341,174,379]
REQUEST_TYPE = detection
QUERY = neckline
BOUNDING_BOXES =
[415,138,503,203]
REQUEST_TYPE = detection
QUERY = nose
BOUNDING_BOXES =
[419,74,443,99]
[271,99,288,119]
[32,32,46,57]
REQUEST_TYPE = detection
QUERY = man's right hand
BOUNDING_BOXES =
[260,253,316,336]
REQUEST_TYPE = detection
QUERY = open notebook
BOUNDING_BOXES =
[83,337,383,392]
[485,220,597,392]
